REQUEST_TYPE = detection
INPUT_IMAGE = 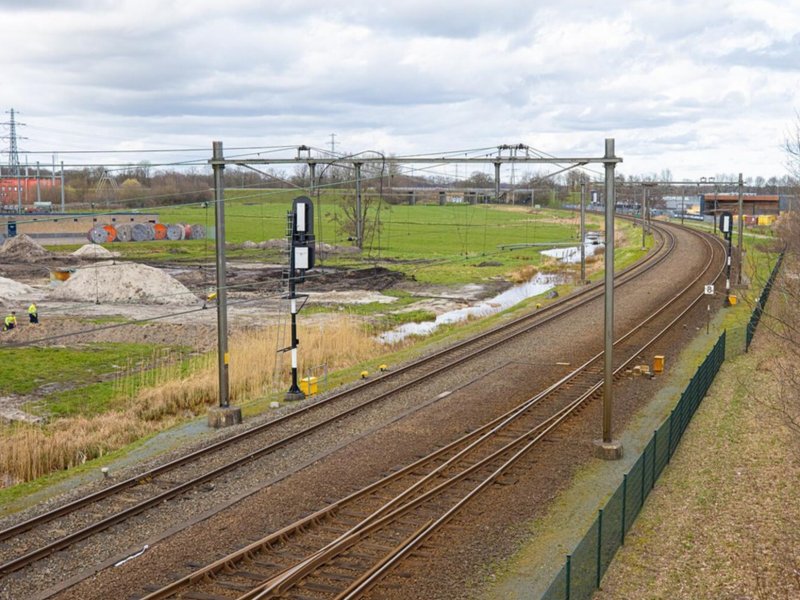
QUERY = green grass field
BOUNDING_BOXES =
[78,192,609,285]
[0,343,191,418]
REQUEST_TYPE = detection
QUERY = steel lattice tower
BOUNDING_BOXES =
[6,108,21,177]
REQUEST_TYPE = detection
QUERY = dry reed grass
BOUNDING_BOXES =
[0,317,379,487]
[507,264,538,284]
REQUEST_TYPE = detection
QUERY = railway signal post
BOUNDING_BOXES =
[720,211,734,305]
[285,196,315,401]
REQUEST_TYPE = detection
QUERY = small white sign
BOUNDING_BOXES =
[295,247,309,269]
[704,284,715,295]
[296,204,306,232]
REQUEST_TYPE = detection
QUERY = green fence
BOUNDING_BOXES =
[542,330,727,600]
[746,251,785,352]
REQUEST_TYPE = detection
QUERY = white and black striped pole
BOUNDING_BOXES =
[720,211,734,305]
[285,228,304,401]
[286,196,315,401]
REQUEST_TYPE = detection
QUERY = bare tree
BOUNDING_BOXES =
[785,113,800,180]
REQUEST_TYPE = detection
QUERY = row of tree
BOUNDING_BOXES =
[8,154,797,213]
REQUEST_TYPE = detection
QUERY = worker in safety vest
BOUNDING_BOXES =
[203,291,217,309]
[28,303,38,324]
[3,311,17,331]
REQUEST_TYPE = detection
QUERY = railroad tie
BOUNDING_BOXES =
[183,592,230,600]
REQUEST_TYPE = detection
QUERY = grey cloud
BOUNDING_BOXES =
[718,35,800,71]
[317,0,539,39]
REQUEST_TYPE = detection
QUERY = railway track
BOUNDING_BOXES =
[136,225,726,599]
[0,222,715,594]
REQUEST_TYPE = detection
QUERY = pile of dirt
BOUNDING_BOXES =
[0,275,34,304]
[49,262,200,306]
[72,244,119,260]
[0,234,51,261]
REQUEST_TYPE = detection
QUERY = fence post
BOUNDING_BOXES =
[668,410,674,462]
[596,509,603,588]
[621,474,627,544]
[566,554,571,600]
[640,454,645,509]
[651,430,657,488]
[721,330,726,362]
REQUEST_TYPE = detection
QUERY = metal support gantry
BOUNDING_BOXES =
[209,139,624,453]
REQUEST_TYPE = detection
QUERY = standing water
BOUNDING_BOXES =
[379,241,602,344]
[379,272,564,344]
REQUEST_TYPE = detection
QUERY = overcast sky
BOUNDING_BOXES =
[2,0,799,182]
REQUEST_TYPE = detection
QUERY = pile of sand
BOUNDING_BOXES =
[0,234,51,261]
[72,244,119,259]
[49,262,200,306]
[0,276,34,302]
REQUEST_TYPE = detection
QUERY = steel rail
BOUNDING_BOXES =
[138,225,725,600]
[342,231,728,599]
[245,226,726,599]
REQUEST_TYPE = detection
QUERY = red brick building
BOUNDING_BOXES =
[0,177,57,208]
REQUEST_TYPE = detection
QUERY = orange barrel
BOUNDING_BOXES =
[153,223,167,240]
[51,269,72,282]
[102,224,117,242]
[653,355,665,373]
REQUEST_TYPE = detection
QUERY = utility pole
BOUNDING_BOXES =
[494,162,501,204]
[354,161,363,249]
[642,185,647,249]
[207,141,242,428]
[60,161,65,212]
[580,182,586,283]
[596,138,623,460]
[737,173,744,285]
[329,133,337,155]
[681,187,685,226]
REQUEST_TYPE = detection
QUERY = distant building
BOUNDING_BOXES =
[662,195,701,211]
[700,193,779,216]
[0,177,57,208]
